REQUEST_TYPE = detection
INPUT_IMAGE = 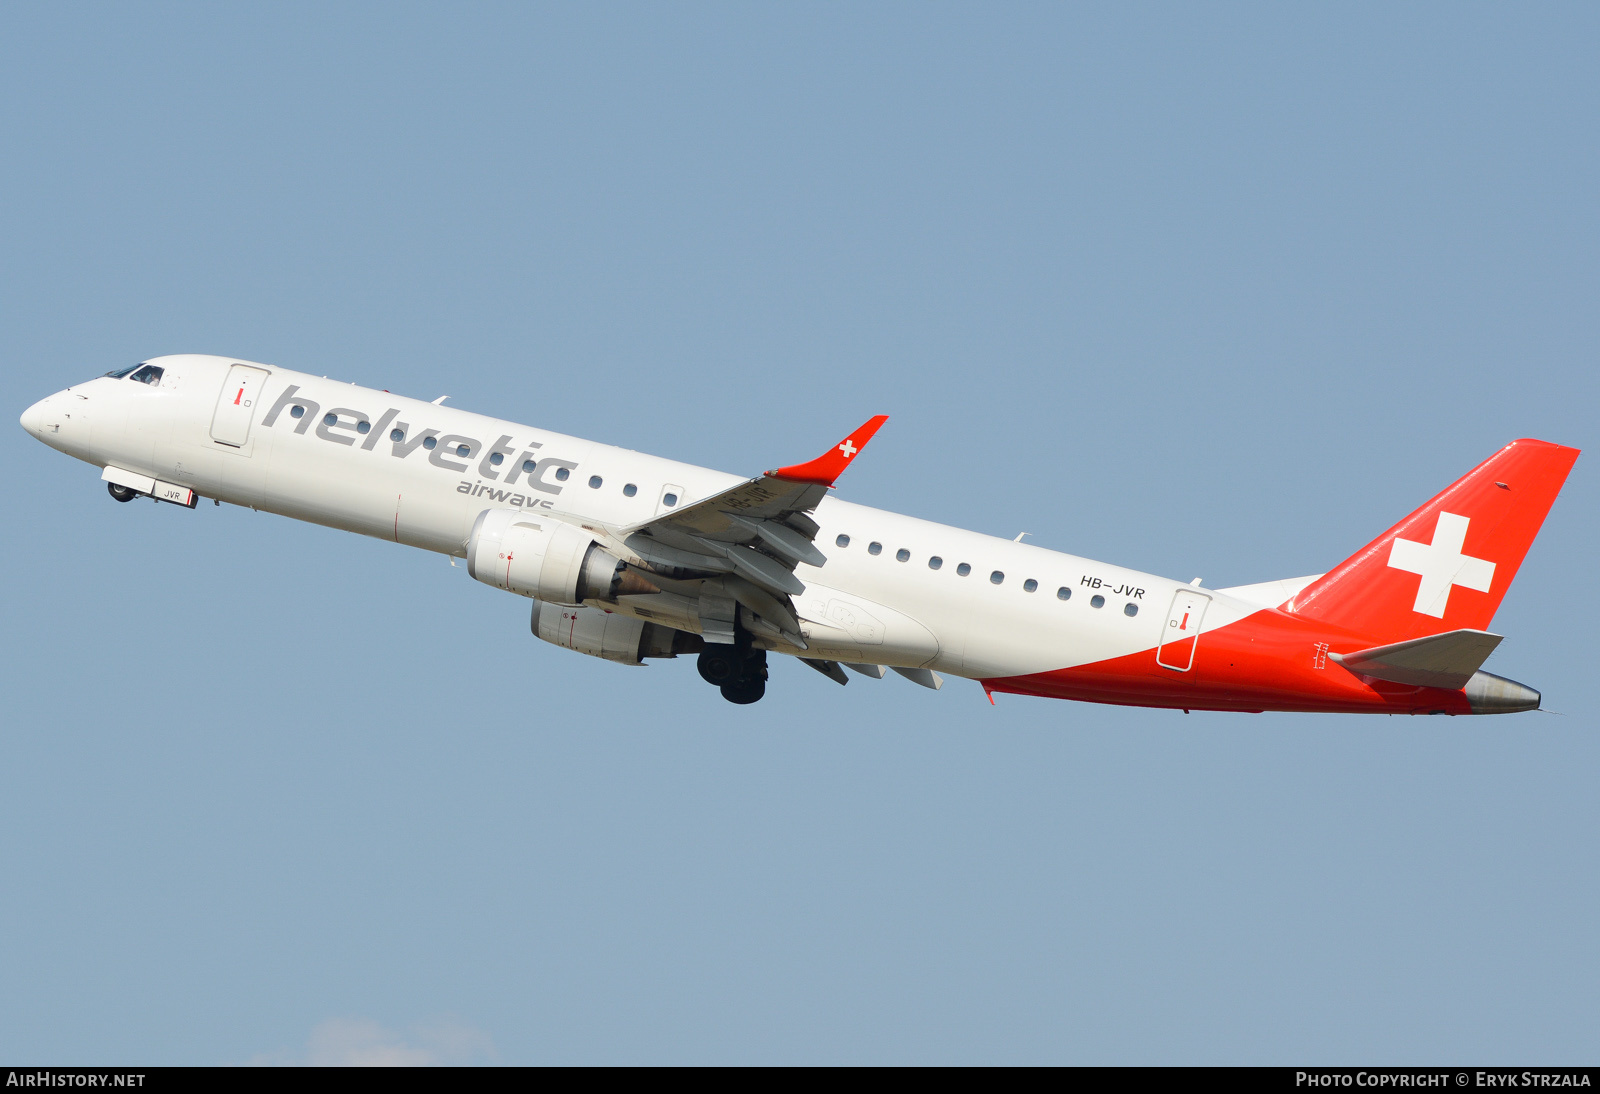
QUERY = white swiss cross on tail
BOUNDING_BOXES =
[839,439,857,458]
[1387,512,1495,618]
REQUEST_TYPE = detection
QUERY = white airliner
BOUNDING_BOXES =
[21,355,1578,712]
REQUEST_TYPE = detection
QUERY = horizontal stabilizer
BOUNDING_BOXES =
[1329,629,1503,690]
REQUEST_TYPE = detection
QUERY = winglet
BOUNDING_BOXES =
[766,415,888,488]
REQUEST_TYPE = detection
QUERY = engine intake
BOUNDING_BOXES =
[467,508,655,604]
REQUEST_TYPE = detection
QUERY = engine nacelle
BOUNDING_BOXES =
[530,602,688,665]
[467,508,640,604]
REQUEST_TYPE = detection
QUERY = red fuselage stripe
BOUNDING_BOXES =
[983,608,1475,714]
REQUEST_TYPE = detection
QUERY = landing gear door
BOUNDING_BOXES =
[1157,589,1210,672]
[210,365,271,447]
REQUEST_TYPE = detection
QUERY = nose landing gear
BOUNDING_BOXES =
[697,632,769,705]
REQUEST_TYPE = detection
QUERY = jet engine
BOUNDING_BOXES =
[529,601,694,665]
[467,508,656,604]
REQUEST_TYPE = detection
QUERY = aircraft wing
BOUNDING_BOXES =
[613,416,887,639]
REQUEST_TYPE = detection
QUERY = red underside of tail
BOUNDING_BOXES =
[983,609,1474,715]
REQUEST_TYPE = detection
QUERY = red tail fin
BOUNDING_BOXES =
[1286,439,1579,643]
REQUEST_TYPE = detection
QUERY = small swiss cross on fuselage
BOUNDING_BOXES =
[839,439,857,458]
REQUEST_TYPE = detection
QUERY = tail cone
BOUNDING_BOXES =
[1463,670,1540,714]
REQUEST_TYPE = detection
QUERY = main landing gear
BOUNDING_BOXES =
[107,481,138,502]
[697,630,769,705]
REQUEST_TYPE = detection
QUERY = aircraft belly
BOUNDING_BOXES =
[261,443,407,540]
[399,479,480,554]
[152,437,224,497]
[794,582,940,668]
[216,442,269,509]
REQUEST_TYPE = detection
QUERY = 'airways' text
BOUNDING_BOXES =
[458,481,555,510]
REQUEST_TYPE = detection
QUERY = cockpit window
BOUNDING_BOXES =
[104,364,143,378]
[127,365,164,386]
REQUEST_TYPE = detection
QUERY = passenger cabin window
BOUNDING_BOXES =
[323,413,338,426]
[623,483,637,497]
[990,571,1005,585]
[555,467,571,481]
[290,406,306,419]
[1023,579,1038,593]
[868,542,883,556]
[957,563,972,577]
[1057,587,1071,600]
[488,451,503,465]
[521,459,536,472]
[1124,603,1139,617]
[1090,595,1105,608]
[423,437,437,450]
[663,493,678,506]
[128,365,164,385]
[589,475,603,489]
[928,556,943,570]
[836,534,850,548]
[455,443,471,457]
[356,420,371,435]
[896,548,910,562]
[391,428,406,442]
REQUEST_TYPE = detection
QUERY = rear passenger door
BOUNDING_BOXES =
[1156,589,1210,672]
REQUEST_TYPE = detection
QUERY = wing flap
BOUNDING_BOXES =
[892,666,944,690]
[722,543,806,596]
[801,658,850,686]
[725,514,827,567]
[622,531,733,574]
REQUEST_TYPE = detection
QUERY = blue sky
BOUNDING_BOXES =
[2,2,1596,1064]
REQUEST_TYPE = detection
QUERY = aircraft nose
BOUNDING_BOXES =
[20,395,53,437]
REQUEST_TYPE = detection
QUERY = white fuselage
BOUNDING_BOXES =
[22,354,1264,683]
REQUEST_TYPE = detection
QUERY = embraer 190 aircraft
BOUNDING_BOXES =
[21,355,1579,711]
